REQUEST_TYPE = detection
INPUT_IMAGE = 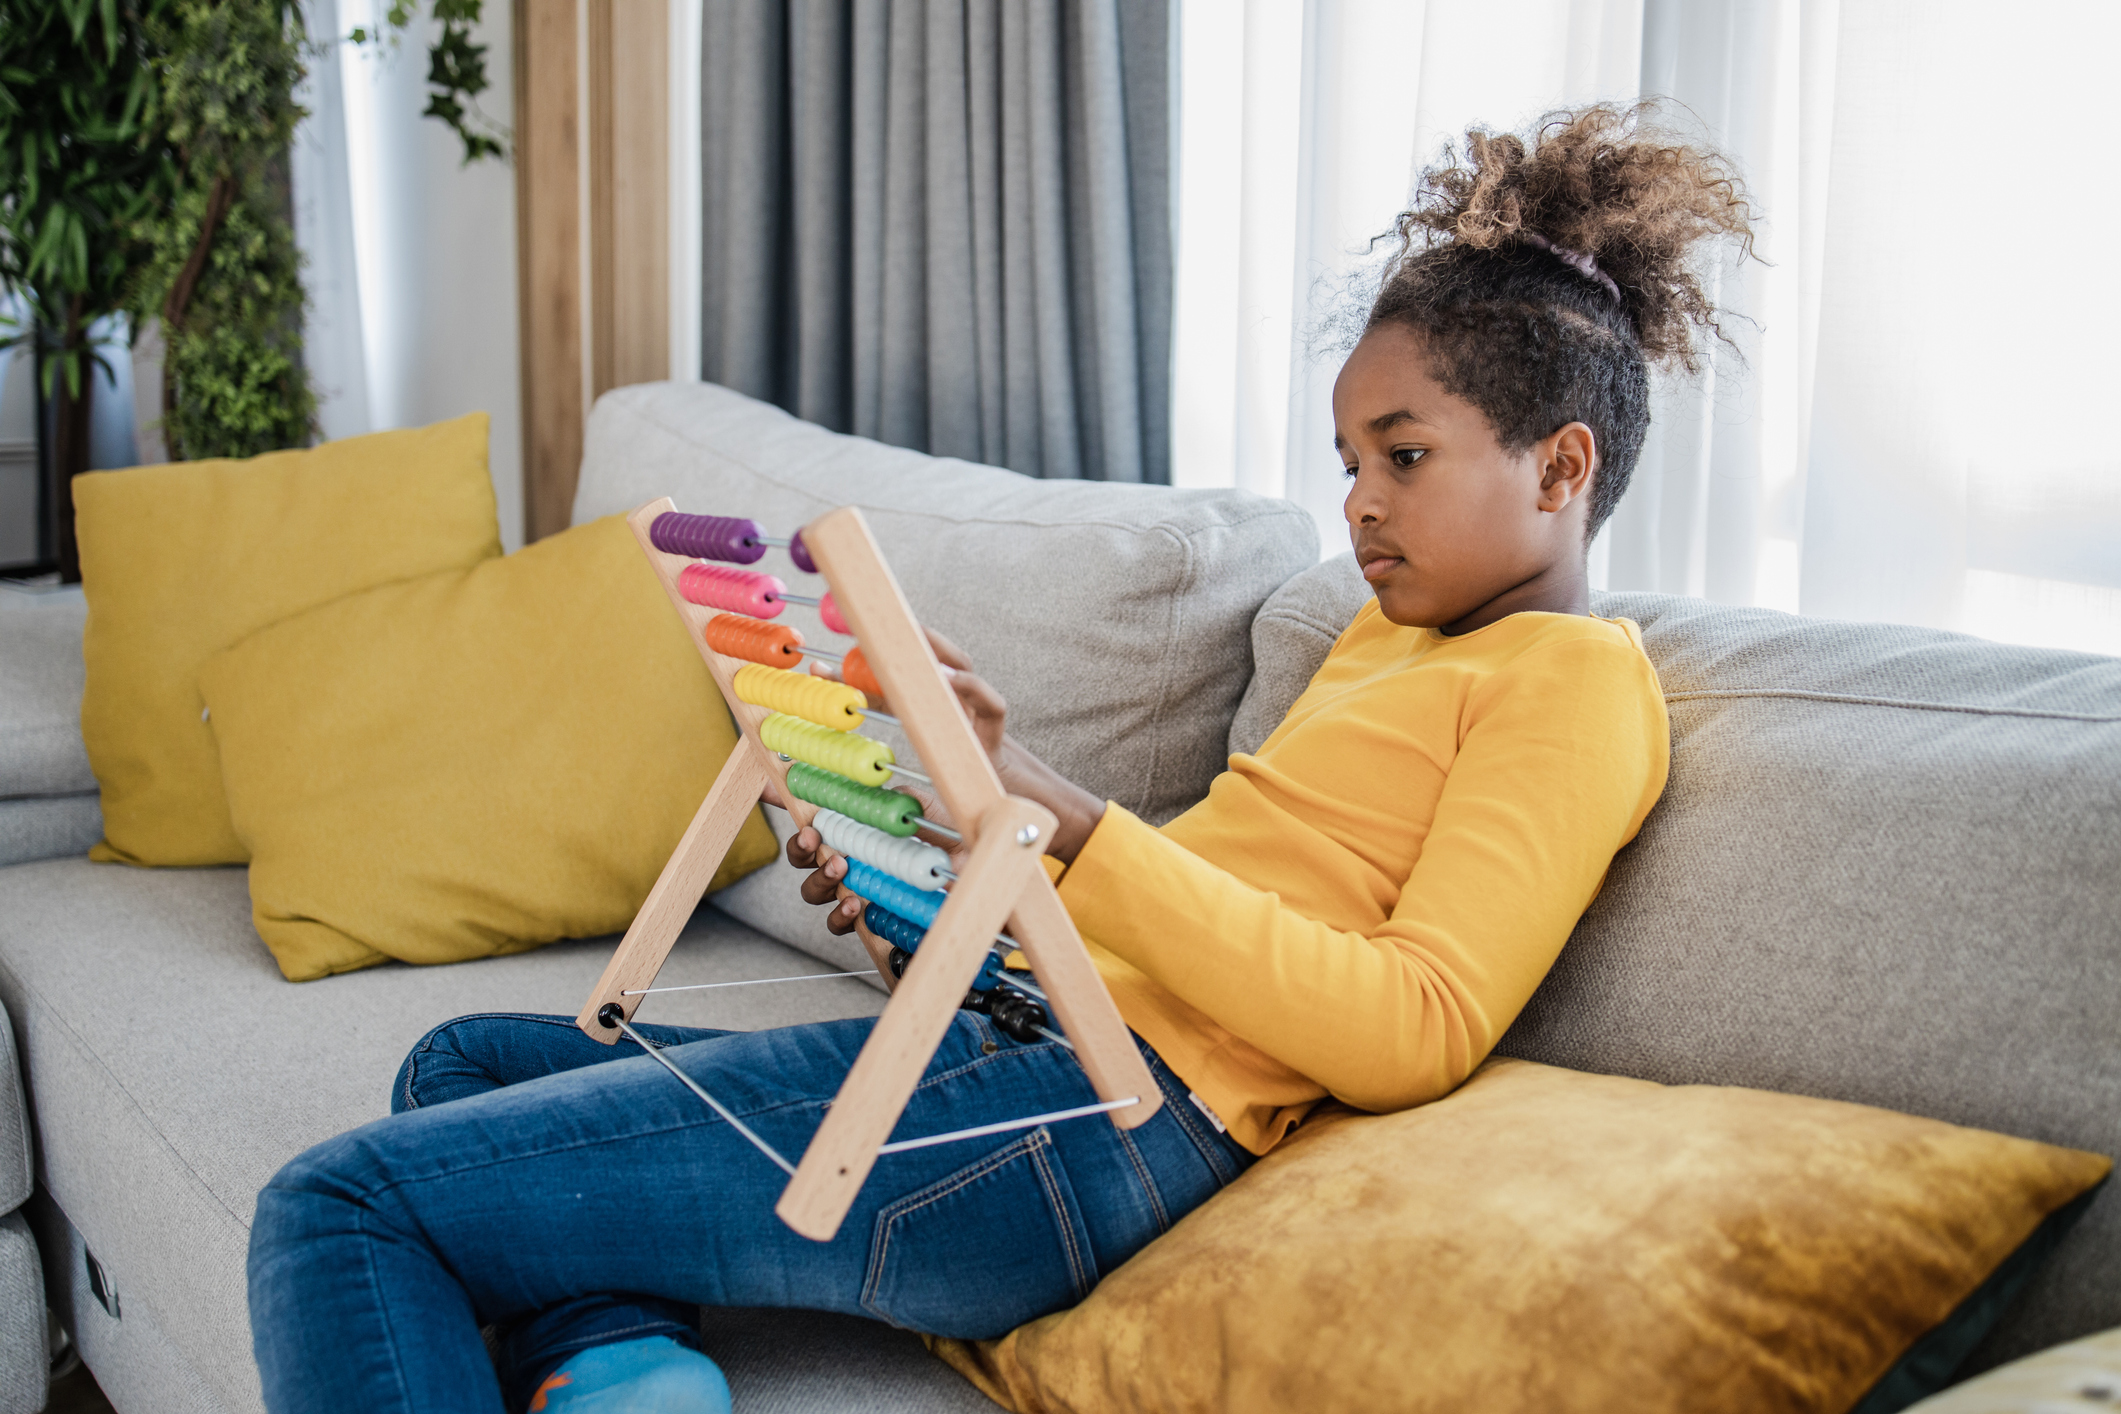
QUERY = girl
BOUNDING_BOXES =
[248,104,1753,1413]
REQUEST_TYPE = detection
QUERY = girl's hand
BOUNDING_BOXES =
[924,629,1106,863]
[780,627,1105,948]
[788,824,862,935]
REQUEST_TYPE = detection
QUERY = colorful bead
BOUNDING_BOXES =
[733,664,866,731]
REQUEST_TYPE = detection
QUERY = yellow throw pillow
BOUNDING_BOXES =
[932,1059,2111,1414]
[197,514,778,980]
[76,414,501,866]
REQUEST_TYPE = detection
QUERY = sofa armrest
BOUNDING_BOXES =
[0,587,98,867]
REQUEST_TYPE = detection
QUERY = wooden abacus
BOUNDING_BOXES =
[577,498,1161,1242]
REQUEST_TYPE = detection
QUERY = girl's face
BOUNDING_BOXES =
[1333,323,1596,633]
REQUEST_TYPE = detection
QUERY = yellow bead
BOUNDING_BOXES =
[758,714,895,786]
[732,663,867,731]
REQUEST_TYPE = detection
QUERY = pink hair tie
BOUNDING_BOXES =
[1520,231,1623,305]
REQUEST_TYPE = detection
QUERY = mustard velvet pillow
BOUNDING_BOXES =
[932,1059,2111,1414]
[76,414,501,866]
[197,514,778,980]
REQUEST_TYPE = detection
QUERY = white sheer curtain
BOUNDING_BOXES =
[292,0,525,549]
[1173,0,2121,655]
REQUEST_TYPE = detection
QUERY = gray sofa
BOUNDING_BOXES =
[0,381,2114,1413]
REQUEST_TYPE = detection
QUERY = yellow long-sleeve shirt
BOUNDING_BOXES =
[1056,602,1669,1155]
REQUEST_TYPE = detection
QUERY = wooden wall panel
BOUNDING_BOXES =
[599,0,670,395]
[517,0,670,542]
[515,0,584,542]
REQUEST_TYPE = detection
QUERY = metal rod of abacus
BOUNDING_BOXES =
[915,818,962,844]
[863,709,904,730]
[999,972,1048,1003]
[777,590,825,609]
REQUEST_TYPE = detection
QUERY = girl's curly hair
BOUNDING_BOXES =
[1367,103,1757,534]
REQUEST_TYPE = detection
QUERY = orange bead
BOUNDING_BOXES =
[841,646,884,700]
[703,613,804,666]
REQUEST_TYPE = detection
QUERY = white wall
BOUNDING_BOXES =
[296,0,525,549]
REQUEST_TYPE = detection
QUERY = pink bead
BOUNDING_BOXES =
[820,592,850,635]
[679,564,786,618]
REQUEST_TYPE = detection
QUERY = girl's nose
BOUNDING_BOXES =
[1344,469,1385,525]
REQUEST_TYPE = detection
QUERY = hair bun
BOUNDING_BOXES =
[1395,102,1756,371]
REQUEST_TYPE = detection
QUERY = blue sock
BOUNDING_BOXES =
[527,1335,731,1414]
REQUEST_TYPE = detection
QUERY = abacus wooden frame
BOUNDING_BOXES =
[576,497,1162,1242]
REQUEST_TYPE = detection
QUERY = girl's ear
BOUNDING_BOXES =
[1537,423,1598,513]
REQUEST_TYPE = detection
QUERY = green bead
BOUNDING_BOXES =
[783,763,922,836]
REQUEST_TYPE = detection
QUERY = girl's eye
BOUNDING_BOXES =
[1341,463,1359,479]
[1391,447,1427,469]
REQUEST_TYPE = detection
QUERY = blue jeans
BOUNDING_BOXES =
[248,1010,1251,1413]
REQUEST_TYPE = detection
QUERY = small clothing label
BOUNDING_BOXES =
[1188,1091,1227,1133]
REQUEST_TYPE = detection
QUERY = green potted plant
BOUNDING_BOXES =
[0,0,177,578]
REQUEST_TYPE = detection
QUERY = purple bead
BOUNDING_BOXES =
[788,531,816,574]
[649,513,767,565]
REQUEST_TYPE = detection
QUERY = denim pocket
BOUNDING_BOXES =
[860,1130,1095,1338]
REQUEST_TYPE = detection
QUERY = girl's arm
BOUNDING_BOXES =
[1058,634,1667,1113]
[791,632,1664,1117]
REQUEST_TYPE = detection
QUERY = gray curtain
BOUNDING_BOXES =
[700,0,1172,483]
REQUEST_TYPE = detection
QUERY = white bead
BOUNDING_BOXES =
[812,809,952,889]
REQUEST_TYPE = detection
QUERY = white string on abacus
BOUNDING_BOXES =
[610,1013,798,1176]
[874,1097,1139,1154]
[622,971,873,997]
[613,1012,1132,1166]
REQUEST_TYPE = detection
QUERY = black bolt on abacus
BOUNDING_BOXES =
[989,994,1050,1044]
[597,1003,625,1030]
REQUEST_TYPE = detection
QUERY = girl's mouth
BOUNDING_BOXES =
[1361,555,1404,583]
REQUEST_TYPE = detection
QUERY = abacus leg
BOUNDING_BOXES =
[774,797,1055,1241]
[575,747,773,1042]
[1006,879,1163,1129]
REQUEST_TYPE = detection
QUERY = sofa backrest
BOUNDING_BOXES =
[1243,562,2121,1370]
[574,382,1318,823]
[1505,590,2121,1370]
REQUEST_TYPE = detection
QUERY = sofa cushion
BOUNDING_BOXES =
[0,860,910,1414]
[0,586,93,801]
[75,414,502,868]
[1500,593,2121,1370]
[1226,553,1371,759]
[573,383,1317,826]
[934,1059,2109,1414]
[199,515,777,981]
[0,795,100,872]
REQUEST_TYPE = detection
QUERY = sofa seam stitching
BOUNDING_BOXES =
[1661,688,2121,722]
